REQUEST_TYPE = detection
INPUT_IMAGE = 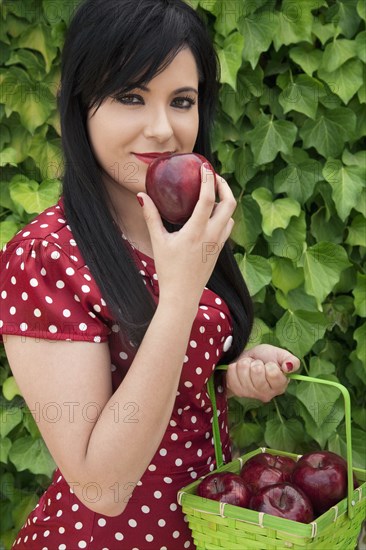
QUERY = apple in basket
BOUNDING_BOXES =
[291,450,359,516]
[197,472,252,507]
[145,153,217,224]
[250,483,314,523]
[240,453,297,495]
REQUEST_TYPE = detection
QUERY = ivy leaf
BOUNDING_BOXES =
[323,159,365,221]
[278,74,323,119]
[346,214,366,247]
[217,32,244,91]
[353,274,366,317]
[247,318,272,348]
[9,436,56,477]
[237,254,272,296]
[311,18,337,45]
[230,422,264,449]
[301,243,351,309]
[318,58,364,105]
[311,207,345,244]
[0,67,55,133]
[328,425,366,470]
[274,158,322,204]
[238,10,278,69]
[9,177,61,214]
[231,195,261,252]
[354,323,366,365]
[266,212,306,261]
[297,397,344,449]
[320,39,357,72]
[233,145,258,188]
[326,1,361,39]
[246,114,297,164]
[289,45,322,76]
[0,406,22,438]
[28,134,63,180]
[275,310,328,357]
[357,0,366,21]
[0,220,19,247]
[213,0,242,35]
[252,187,301,237]
[15,23,58,73]
[5,48,46,80]
[273,1,313,50]
[296,380,342,428]
[270,257,304,295]
[264,417,304,453]
[0,147,17,167]
[300,107,356,158]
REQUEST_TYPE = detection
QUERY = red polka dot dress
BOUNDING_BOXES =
[0,198,234,550]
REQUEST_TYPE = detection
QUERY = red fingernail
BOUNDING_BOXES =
[285,362,294,372]
[136,195,144,207]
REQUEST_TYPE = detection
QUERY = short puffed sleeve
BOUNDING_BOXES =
[0,238,111,343]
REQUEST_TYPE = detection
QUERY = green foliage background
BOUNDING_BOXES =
[0,0,365,547]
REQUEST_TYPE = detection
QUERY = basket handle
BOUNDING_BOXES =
[207,365,356,519]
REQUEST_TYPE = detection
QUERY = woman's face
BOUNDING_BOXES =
[86,47,200,200]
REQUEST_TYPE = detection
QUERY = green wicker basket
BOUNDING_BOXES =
[178,367,366,549]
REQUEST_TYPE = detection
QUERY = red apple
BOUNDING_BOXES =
[145,153,216,224]
[291,451,357,516]
[197,472,252,507]
[240,454,296,495]
[250,483,314,523]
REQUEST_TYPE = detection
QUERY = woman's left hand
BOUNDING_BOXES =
[226,344,300,402]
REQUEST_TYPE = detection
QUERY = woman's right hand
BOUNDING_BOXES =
[137,163,237,308]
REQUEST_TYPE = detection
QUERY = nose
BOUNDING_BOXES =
[143,106,174,142]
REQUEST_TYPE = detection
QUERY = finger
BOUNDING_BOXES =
[209,176,237,225]
[249,360,268,392]
[265,362,289,391]
[228,358,251,395]
[280,354,301,373]
[187,164,216,226]
[136,192,166,238]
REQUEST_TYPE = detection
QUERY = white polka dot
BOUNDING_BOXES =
[56,510,63,517]
[215,297,222,305]
[115,532,124,540]
[220,312,226,319]
[158,519,166,527]
[148,464,156,471]
[56,492,62,500]
[190,471,198,478]
[173,530,180,538]
[185,441,192,449]
[183,355,189,363]
[16,247,24,256]
[154,491,162,499]
[217,325,221,332]
[98,518,106,527]
[70,239,77,246]
[164,477,173,484]
[20,323,28,331]
[191,416,197,423]
[45,296,53,304]
[59,527,65,534]
[30,278,38,287]
[223,335,233,352]
[56,280,65,289]
[1,290,7,299]
[170,503,178,511]
[175,458,183,466]
[75,522,83,530]
[101,298,106,306]
[205,352,210,360]
[63,309,71,317]
[79,323,87,331]
[145,534,154,542]
[51,251,60,260]
[128,519,137,527]
[34,308,41,317]
[59,545,66,550]
[119,351,128,360]
[159,448,167,456]
[184,381,193,388]
[190,340,197,348]
[94,336,101,343]
[141,505,150,513]
[74,294,80,302]
[40,267,46,276]
[40,224,49,229]
[11,276,16,285]
[48,325,58,334]
[10,306,16,315]
[81,285,90,293]
[200,305,208,310]
[196,367,202,375]
[93,304,101,312]
[43,530,50,537]
[184,541,191,548]
[22,231,30,237]
[78,542,87,549]
[203,313,210,320]
[65,267,75,276]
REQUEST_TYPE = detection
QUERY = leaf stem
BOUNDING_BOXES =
[273,398,284,424]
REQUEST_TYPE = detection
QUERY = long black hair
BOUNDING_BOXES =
[58,0,253,362]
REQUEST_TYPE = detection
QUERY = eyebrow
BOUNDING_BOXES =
[135,85,198,95]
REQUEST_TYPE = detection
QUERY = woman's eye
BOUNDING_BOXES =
[173,96,197,109]
[113,94,143,105]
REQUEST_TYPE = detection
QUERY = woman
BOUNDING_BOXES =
[0,1,299,548]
